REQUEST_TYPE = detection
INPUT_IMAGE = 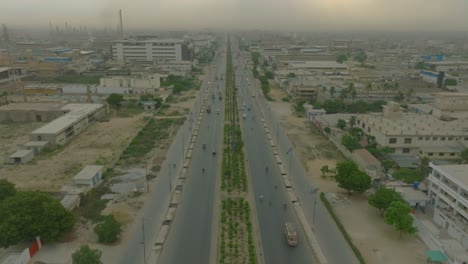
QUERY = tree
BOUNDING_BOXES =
[406,88,414,102]
[0,179,16,201]
[461,148,468,164]
[320,165,330,177]
[444,78,457,86]
[329,86,336,98]
[336,54,348,63]
[417,157,430,180]
[384,201,417,238]
[106,93,124,109]
[354,52,367,64]
[341,134,360,152]
[72,245,102,264]
[287,72,296,78]
[368,187,405,216]
[335,161,371,194]
[349,116,356,128]
[0,192,75,247]
[324,127,331,134]
[94,215,122,243]
[366,82,373,92]
[394,90,405,102]
[337,119,347,130]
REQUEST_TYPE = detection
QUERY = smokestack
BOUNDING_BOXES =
[2,24,9,42]
[119,9,123,37]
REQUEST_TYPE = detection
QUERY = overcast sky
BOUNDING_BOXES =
[1,0,468,32]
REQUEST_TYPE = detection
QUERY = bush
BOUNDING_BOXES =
[72,245,102,264]
[393,168,421,184]
[94,215,122,243]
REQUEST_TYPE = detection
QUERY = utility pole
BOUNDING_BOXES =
[312,188,319,225]
[169,163,172,198]
[287,147,293,176]
[145,160,149,193]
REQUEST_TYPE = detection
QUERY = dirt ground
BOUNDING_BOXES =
[0,122,46,163]
[267,84,428,264]
[0,115,146,192]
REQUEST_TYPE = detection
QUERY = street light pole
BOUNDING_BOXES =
[145,160,149,193]
[141,218,147,264]
[169,163,172,198]
[286,147,293,176]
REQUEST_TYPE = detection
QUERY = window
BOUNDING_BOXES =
[450,153,455,156]
[428,153,433,156]
[419,150,423,154]
[465,137,468,140]
[433,137,438,140]
[402,148,410,153]
[368,127,371,133]
[389,138,397,144]
[448,137,453,141]
[439,153,444,156]
[441,137,446,141]
[418,137,423,140]
[404,138,412,144]
[425,137,430,140]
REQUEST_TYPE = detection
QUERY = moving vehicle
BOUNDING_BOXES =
[217,108,220,114]
[284,222,298,247]
[243,113,246,119]
[207,105,211,113]
[218,91,223,100]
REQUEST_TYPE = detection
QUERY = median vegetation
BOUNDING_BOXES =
[219,37,256,264]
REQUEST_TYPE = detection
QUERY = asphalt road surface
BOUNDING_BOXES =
[233,40,359,264]
[157,46,226,264]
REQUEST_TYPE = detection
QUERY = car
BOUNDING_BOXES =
[217,108,220,114]
[241,106,245,110]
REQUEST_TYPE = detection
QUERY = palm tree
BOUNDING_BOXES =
[406,88,414,102]
[366,82,372,93]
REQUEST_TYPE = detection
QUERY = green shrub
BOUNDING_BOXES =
[94,215,122,243]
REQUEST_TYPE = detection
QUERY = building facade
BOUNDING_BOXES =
[112,39,190,63]
[428,163,468,249]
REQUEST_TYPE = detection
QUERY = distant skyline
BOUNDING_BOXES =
[1,0,468,32]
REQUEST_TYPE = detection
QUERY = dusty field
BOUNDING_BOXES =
[0,122,46,163]
[267,84,428,263]
[0,115,146,192]
[333,195,427,264]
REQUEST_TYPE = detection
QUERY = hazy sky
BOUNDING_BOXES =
[1,0,468,32]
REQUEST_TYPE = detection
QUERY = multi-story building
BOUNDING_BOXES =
[428,163,468,249]
[432,92,468,119]
[112,39,190,63]
[356,101,468,158]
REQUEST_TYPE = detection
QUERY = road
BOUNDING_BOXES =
[232,39,359,264]
[112,44,225,264]
[157,43,226,264]
[232,43,316,263]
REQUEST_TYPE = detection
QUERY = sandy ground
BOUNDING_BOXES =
[267,84,428,264]
[0,115,146,192]
[0,122,46,163]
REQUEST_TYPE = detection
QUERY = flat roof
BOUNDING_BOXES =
[73,165,104,181]
[31,103,103,135]
[289,61,348,69]
[0,102,65,111]
[114,38,184,44]
[24,141,49,147]
[9,149,33,158]
[434,164,468,188]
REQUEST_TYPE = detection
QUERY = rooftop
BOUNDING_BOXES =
[288,61,348,69]
[0,102,65,111]
[31,103,103,135]
[24,141,49,147]
[114,39,184,44]
[73,165,104,181]
[394,187,429,202]
[434,164,468,188]
[357,113,468,136]
[9,149,33,158]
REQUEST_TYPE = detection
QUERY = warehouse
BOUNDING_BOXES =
[0,102,66,122]
[7,149,34,164]
[30,103,106,145]
[73,165,104,188]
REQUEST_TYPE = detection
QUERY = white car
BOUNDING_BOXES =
[217,109,220,114]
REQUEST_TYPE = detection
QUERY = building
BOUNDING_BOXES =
[30,103,106,145]
[288,61,348,71]
[352,149,382,179]
[356,102,468,158]
[394,186,429,207]
[73,165,104,188]
[432,92,468,119]
[99,74,162,94]
[7,149,34,164]
[112,39,190,63]
[0,103,66,122]
[428,163,468,249]
[23,141,49,154]
[0,67,27,84]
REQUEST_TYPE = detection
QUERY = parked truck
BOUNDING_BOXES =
[284,222,297,247]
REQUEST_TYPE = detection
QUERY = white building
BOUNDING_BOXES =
[7,149,34,164]
[428,163,468,249]
[112,39,190,63]
[73,165,104,188]
[100,74,162,94]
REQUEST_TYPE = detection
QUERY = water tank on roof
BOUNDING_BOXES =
[413,181,419,190]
